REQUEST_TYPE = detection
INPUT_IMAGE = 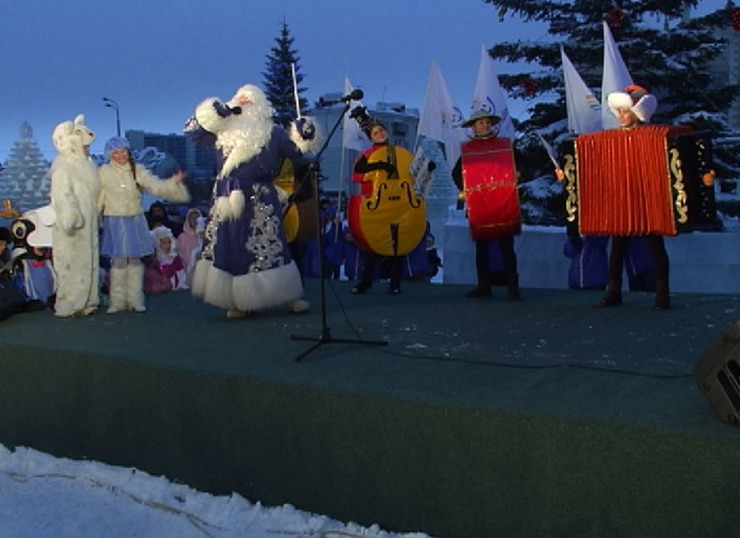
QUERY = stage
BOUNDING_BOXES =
[1,279,739,537]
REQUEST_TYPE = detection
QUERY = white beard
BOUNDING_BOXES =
[216,106,273,179]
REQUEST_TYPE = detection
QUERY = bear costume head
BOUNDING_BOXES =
[52,114,95,158]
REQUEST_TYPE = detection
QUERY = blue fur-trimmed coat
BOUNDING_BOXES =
[185,113,308,312]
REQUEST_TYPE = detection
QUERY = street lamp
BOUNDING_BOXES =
[102,97,121,137]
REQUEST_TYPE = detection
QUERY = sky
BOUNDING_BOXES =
[0,0,534,161]
[0,0,727,161]
[0,443,433,538]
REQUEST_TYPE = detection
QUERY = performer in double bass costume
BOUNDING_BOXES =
[452,109,522,300]
[348,107,428,295]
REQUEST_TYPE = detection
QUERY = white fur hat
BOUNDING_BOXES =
[104,136,130,158]
[151,225,173,241]
[607,85,658,123]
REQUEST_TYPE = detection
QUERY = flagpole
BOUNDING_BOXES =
[535,132,564,180]
[291,63,302,119]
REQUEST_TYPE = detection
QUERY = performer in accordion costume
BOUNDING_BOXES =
[561,85,716,310]
[452,109,522,300]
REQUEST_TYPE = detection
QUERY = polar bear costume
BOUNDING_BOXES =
[50,115,101,317]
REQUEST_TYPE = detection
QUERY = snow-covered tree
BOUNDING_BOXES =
[0,122,50,213]
[262,20,308,127]
[480,0,738,224]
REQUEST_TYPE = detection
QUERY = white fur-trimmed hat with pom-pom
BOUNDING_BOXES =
[607,84,658,123]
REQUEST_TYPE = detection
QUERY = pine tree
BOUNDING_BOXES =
[0,122,50,213]
[262,20,308,127]
[479,0,737,223]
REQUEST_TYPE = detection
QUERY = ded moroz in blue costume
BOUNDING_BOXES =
[184,84,315,318]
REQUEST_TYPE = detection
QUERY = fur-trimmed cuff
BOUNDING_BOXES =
[194,98,224,134]
[214,189,245,220]
[290,117,323,154]
[162,180,191,203]
[275,186,290,209]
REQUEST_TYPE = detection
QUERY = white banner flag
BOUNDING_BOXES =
[601,21,633,130]
[410,146,435,198]
[472,43,515,139]
[341,76,369,152]
[562,47,601,134]
[418,60,466,165]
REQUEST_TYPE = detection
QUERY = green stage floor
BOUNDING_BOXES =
[1,280,739,537]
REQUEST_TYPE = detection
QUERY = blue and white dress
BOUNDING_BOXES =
[99,161,188,259]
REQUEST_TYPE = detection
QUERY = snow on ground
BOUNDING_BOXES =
[0,444,433,538]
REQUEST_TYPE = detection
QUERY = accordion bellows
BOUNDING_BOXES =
[563,125,715,236]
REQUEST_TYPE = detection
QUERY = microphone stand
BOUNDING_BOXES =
[290,103,388,362]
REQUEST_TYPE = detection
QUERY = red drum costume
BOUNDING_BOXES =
[451,108,521,300]
[460,136,521,241]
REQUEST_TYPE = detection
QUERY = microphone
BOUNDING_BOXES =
[318,89,364,107]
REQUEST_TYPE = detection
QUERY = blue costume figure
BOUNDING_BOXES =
[488,240,509,287]
[340,220,366,282]
[563,234,609,290]
[185,84,315,318]
[399,223,433,280]
[425,232,443,281]
[320,200,342,279]
[624,236,656,291]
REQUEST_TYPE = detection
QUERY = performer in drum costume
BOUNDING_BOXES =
[452,109,522,300]
[568,84,715,310]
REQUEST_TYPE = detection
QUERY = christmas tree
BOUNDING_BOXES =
[262,20,308,127]
[0,122,51,213]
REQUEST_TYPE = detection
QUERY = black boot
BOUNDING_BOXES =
[654,279,670,310]
[388,258,401,294]
[465,271,492,298]
[506,272,521,301]
[598,278,623,307]
[351,279,372,294]
[352,258,375,294]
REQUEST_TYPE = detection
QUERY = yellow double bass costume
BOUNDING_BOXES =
[347,108,426,258]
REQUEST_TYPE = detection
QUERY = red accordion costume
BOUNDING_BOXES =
[561,126,715,236]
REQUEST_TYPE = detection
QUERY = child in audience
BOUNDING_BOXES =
[176,208,203,285]
[151,226,187,291]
